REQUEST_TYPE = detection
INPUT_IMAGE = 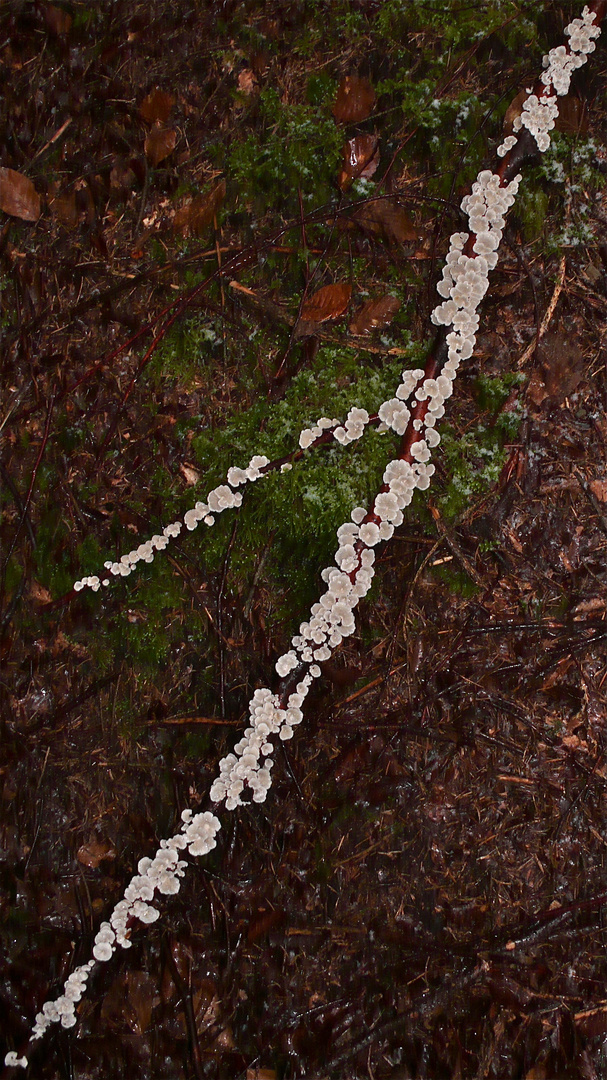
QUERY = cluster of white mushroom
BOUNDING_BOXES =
[7,6,602,1070]
[540,7,600,98]
[90,809,221,960]
[73,364,457,597]
[431,171,521,394]
[4,810,221,1058]
[72,394,423,595]
[73,457,272,592]
[511,6,600,152]
[513,91,559,153]
[298,407,377,450]
[208,411,450,814]
[209,681,314,809]
[565,4,601,54]
[25,961,95,1044]
[541,44,586,96]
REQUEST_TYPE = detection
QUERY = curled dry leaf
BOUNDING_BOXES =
[140,87,175,125]
[337,134,380,191]
[144,123,177,166]
[238,68,259,96]
[300,282,352,324]
[76,837,117,869]
[349,294,401,335]
[353,197,417,244]
[180,462,200,486]
[173,180,226,236]
[0,167,41,222]
[332,75,376,123]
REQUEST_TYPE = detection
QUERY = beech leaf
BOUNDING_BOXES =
[299,282,352,324]
[353,198,417,244]
[337,134,380,191]
[180,462,200,486]
[76,838,116,869]
[349,294,401,335]
[140,88,175,125]
[332,75,376,124]
[50,191,79,230]
[0,168,41,222]
[144,124,176,166]
[173,180,226,236]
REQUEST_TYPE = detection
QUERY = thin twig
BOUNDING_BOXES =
[217,513,240,719]
[516,254,567,367]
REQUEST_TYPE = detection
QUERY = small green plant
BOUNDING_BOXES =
[227,85,342,213]
[434,372,525,521]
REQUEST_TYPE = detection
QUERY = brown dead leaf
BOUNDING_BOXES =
[337,134,380,191]
[246,906,285,944]
[572,596,605,618]
[555,95,588,135]
[0,168,41,222]
[125,970,159,1035]
[503,89,527,136]
[76,838,117,869]
[247,1070,277,1080]
[180,462,200,486]
[173,180,226,236]
[589,479,607,503]
[110,161,137,197]
[50,191,78,230]
[574,1005,607,1039]
[349,294,400,335]
[524,1062,548,1079]
[300,282,351,324]
[29,580,53,605]
[101,970,159,1035]
[238,69,259,96]
[140,87,175,125]
[353,197,417,244]
[537,330,584,401]
[144,124,176,166]
[43,4,72,36]
[333,75,376,123]
[526,369,549,408]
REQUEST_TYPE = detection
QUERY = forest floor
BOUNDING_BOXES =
[1,3,606,1078]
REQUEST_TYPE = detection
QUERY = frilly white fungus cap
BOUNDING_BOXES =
[514,93,559,151]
